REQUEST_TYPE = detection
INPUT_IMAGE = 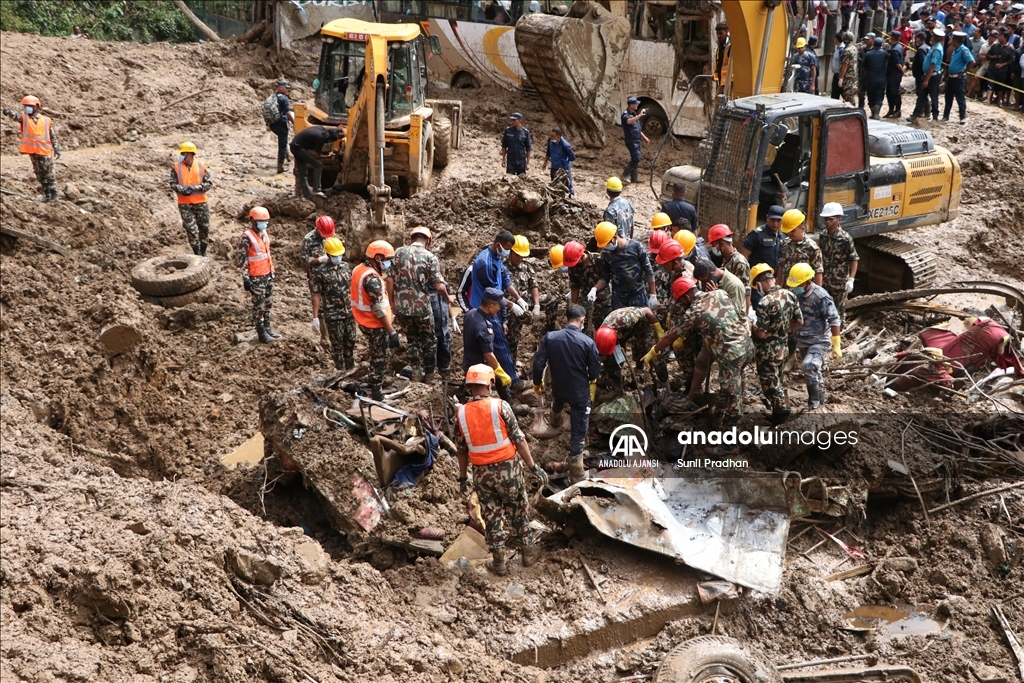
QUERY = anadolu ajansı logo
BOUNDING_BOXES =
[608,423,648,459]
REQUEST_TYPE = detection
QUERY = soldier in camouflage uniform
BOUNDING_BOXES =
[169,142,213,257]
[817,203,859,327]
[596,231,657,311]
[303,216,337,344]
[778,209,823,290]
[506,236,540,363]
[598,306,666,387]
[391,227,454,381]
[235,207,278,344]
[564,242,612,338]
[455,364,549,576]
[707,224,751,311]
[838,31,860,106]
[351,241,401,401]
[750,265,803,424]
[311,237,357,370]
[4,97,61,201]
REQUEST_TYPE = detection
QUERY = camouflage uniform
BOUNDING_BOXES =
[651,253,673,325]
[301,230,328,292]
[505,258,537,362]
[568,252,611,337]
[355,262,391,393]
[672,289,754,416]
[30,154,57,197]
[721,250,751,301]
[604,196,635,239]
[235,233,274,328]
[753,285,803,409]
[169,164,212,253]
[392,243,444,376]
[778,237,823,291]
[454,397,536,554]
[841,42,860,105]
[602,306,657,366]
[311,261,357,370]
[599,239,654,310]
[794,283,841,385]
[818,227,859,326]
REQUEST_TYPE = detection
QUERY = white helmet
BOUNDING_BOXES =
[820,202,844,218]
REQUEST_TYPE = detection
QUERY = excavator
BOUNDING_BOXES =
[294,18,463,239]
[658,0,961,292]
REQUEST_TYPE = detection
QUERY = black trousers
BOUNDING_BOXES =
[291,145,322,196]
[866,80,886,108]
[886,75,902,112]
[269,120,289,164]
[943,74,967,120]
[831,73,842,99]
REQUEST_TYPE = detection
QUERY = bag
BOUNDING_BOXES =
[262,94,280,126]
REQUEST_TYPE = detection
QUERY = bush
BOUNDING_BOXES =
[0,0,195,43]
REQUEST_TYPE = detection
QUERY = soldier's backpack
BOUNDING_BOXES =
[261,93,280,126]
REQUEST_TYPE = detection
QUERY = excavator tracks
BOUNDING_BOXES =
[855,235,938,292]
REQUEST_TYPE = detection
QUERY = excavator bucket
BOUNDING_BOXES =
[514,1,630,148]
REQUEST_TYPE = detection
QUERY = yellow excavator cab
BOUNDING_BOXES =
[321,18,420,42]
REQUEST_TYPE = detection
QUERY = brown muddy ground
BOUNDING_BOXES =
[1,31,1023,683]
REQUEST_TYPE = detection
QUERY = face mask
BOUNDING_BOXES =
[178,154,186,163]
[330,256,343,265]
[558,266,568,274]
[710,247,721,257]
[25,106,34,115]
[256,221,269,230]
[383,259,393,270]
[498,247,510,258]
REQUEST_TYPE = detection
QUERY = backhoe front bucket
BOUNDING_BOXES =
[514,1,630,148]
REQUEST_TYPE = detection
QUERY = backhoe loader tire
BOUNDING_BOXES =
[433,117,451,169]
[130,254,213,298]
[140,279,218,308]
[654,636,782,683]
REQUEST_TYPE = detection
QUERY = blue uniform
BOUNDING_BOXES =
[501,126,532,174]
[462,307,495,370]
[469,247,511,308]
[533,323,601,458]
[793,50,819,93]
[863,47,889,107]
[886,42,905,113]
[944,43,974,121]
[599,239,654,310]
[546,136,575,194]
[604,196,635,239]
[794,283,840,385]
[662,197,698,231]
[621,109,642,183]
[269,92,292,166]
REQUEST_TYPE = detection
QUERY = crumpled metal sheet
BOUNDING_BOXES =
[548,473,792,593]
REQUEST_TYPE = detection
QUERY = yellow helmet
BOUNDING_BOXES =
[605,176,623,192]
[549,244,564,270]
[323,236,346,257]
[464,363,495,386]
[651,212,672,229]
[749,262,775,286]
[179,141,197,154]
[786,262,815,288]
[595,221,618,249]
[512,235,531,257]
[673,229,696,257]
[781,209,806,234]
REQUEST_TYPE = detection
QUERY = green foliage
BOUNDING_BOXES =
[0,0,195,43]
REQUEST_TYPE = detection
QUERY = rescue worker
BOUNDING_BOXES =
[470,231,530,389]
[788,263,842,409]
[170,142,212,256]
[268,80,294,174]
[563,240,612,338]
[310,236,357,371]
[857,33,876,111]
[837,31,860,105]
[532,304,601,483]
[620,97,650,185]
[832,32,848,99]
[351,240,400,401]
[505,235,547,363]
[778,209,823,290]
[541,126,575,195]
[593,221,657,311]
[500,112,531,175]
[595,307,667,389]
[3,96,60,201]
[303,215,337,343]
[236,207,278,344]
[943,31,975,123]
[290,125,342,199]
[741,206,785,286]
[692,259,746,315]
[674,228,708,267]
[392,227,454,382]
[908,31,932,121]
[646,276,754,421]
[817,202,859,326]
[884,29,906,118]
[603,177,635,239]
[919,28,946,122]
[661,182,698,234]
[792,37,819,93]
[463,288,515,401]
[456,364,547,576]
[749,264,803,425]
[864,36,889,119]
[648,218,674,318]
[706,224,751,311]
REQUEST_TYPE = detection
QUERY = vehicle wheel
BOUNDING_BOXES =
[641,103,669,139]
[452,72,480,89]
[653,636,782,683]
[130,254,213,297]
[417,122,434,193]
[140,279,218,308]
[433,117,451,169]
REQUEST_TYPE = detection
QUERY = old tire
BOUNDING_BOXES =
[131,254,212,297]
[433,117,451,169]
[654,636,781,683]
[140,279,217,308]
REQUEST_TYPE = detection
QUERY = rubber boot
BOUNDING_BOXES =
[256,323,274,344]
[191,243,201,256]
[870,105,881,120]
[487,551,508,576]
[807,383,821,409]
[770,405,792,426]
[819,384,827,406]
[548,407,563,429]
[567,455,586,484]
[371,387,385,402]
[48,188,58,201]
[521,543,541,568]
[276,161,285,174]
[263,315,281,339]
[199,241,208,258]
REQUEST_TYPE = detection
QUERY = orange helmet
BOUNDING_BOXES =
[648,229,669,255]
[707,224,732,244]
[464,364,495,386]
[656,239,683,265]
[672,276,698,299]
[563,241,585,268]
[595,326,618,356]
[315,215,335,238]
[366,240,396,259]
[674,230,697,257]
[249,206,270,221]
[21,96,41,108]
[410,226,433,241]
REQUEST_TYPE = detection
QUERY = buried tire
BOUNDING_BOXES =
[433,117,451,169]
[654,636,782,683]
[130,254,212,297]
[140,279,218,308]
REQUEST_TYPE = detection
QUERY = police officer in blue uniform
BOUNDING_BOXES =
[741,205,785,306]
[501,112,532,175]
[620,97,650,184]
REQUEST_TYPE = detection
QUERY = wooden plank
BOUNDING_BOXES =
[0,225,71,257]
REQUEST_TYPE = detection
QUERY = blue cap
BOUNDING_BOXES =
[482,287,505,303]
[768,205,785,219]
[627,97,640,105]
[509,112,523,120]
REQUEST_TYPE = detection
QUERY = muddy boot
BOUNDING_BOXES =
[276,161,285,174]
[770,405,792,426]
[263,315,281,339]
[48,188,59,201]
[567,455,586,484]
[190,243,201,256]
[870,105,881,120]
[819,385,827,406]
[806,383,821,409]
[199,242,208,257]
[521,543,541,568]
[487,551,508,576]
[256,323,274,344]
[548,407,563,429]
[371,387,385,402]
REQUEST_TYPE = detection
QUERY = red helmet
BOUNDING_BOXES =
[595,326,618,356]
[315,215,336,238]
[563,240,585,268]
[648,230,669,255]
[707,223,732,244]
[672,276,698,299]
[656,239,683,265]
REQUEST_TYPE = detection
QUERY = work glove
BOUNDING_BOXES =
[533,384,544,396]
[589,380,597,401]
[587,287,598,302]
[317,254,329,264]
[653,322,666,340]
[673,337,686,353]
[516,297,530,312]
[450,315,461,334]
[510,301,527,317]
[459,476,470,496]
[648,294,659,309]
[179,186,193,196]
[641,345,659,368]
[747,308,758,325]
[845,277,855,294]
[831,335,843,362]
[388,331,401,348]
[532,304,541,321]
[494,366,512,387]
[564,291,572,301]
[2,108,14,118]
[243,276,252,292]
[531,463,550,487]
[311,318,320,334]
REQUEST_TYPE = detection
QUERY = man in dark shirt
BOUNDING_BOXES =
[500,112,532,175]
[741,205,785,307]
[463,287,514,401]
[269,80,294,174]
[908,31,930,120]
[620,96,650,184]
[884,30,906,117]
[533,304,601,482]
[290,125,341,199]
[662,182,698,234]
[863,36,890,118]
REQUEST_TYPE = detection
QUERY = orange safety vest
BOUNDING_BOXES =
[243,229,274,277]
[19,114,53,156]
[174,159,208,205]
[457,398,517,466]
[350,263,391,329]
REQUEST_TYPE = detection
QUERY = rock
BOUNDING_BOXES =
[980,524,1008,569]
[973,665,1007,683]
[882,557,919,574]
[276,197,316,219]
[294,541,330,585]
[126,521,151,535]
[233,331,255,344]
[936,594,977,618]
[99,324,142,355]
[63,183,81,201]
[444,657,465,677]
[227,548,283,585]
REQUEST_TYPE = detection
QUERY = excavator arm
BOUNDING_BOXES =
[343,34,391,230]
[719,0,789,99]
